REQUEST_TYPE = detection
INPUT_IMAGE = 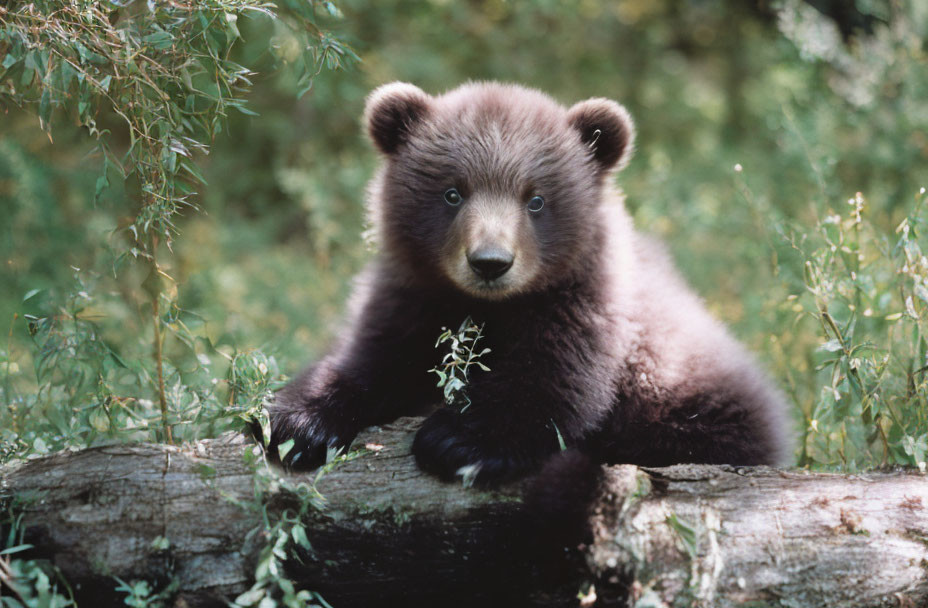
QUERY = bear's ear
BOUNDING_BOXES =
[364,82,432,155]
[567,98,635,173]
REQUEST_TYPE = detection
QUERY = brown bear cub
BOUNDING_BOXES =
[267,82,791,485]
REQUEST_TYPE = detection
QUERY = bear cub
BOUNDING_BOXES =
[268,81,790,484]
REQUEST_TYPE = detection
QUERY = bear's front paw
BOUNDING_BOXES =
[260,401,357,471]
[412,408,536,486]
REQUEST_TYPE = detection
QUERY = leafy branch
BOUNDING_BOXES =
[0,0,356,443]
[429,317,491,412]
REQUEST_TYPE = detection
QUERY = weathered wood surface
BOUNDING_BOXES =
[589,465,928,607]
[2,417,927,607]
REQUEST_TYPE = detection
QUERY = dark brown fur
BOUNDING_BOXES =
[267,82,791,484]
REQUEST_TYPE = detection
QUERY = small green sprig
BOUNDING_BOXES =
[429,316,491,412]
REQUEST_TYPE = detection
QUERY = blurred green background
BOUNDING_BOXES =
[2,0,927,469]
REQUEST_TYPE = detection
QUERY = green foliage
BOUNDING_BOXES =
[0,0,355,251]
[767,189,928,469]
[0,556,75,608]
[0,269,289,458]
[1,497,75,607]
[114,578,173,608]
[0,0,354,455]
[0,0,355,603]
[665,513,699,561]
[735,0,928,471]
[230,440,363,608]
[429,317,491,412]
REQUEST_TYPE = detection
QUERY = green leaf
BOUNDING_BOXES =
[257,596,276,608]
[552,422,567,451]
[143,29,174,50]
[162,146,177,174]
[74,40,106,64]
[19,63,34,86]
[224,12,241,39]
[258,411,272,449]
[443,377,464,402]
[666,513,698,560]
[89,407,110,432]
[818,339,843,352]
[95,173,109,203]
[278,438,296,461]
[38,89,51,130]
[234,586,266,606]
[232,103,259,116]
[291,524,312,550]
[180,160,208,185]
[56,60,76,92]
[151,535,171,550]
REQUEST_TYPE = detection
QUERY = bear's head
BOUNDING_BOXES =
[365,82,635,300]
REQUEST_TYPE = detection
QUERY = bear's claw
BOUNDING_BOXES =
[412,408,535,486]
[259,404,356,471]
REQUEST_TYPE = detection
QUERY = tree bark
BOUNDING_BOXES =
[2,417,927,607]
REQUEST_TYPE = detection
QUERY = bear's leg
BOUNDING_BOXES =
[266,278,445,469]
[264,363,370,468]
[599,389,789,467]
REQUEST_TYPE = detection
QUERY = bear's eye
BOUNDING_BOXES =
[443,188,463,206]
[527,195,545,213]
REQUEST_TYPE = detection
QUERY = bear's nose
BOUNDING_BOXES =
[467,247,514,281]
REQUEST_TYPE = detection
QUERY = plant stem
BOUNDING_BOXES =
[150,237,173,444]
[153,292,172,444]
[5,314,17,435]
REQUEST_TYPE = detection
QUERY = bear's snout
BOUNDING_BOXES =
[467,247,514,281]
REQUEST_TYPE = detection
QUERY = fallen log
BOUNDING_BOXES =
[1,417,927,607]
